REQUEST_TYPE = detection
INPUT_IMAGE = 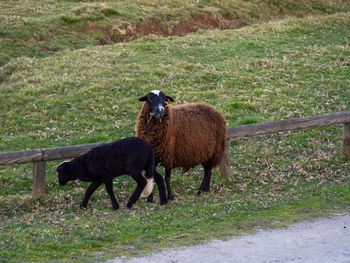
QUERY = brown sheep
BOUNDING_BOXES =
[136,90,227,200]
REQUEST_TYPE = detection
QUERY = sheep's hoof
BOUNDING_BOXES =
[160,198,168,205]
[168,193,174,200]
[197,188,210,196]
[146,193,154,203]
[79,204,87,209]
[126,202,133,209]
[112,204,120,210]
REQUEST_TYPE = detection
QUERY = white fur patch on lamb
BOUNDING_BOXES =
[140,178,154,198]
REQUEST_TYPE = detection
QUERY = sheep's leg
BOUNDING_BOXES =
[165,168,174,200]
[104,180,119,210]
[153,170,168,205]
[127,173,147,208]
[80,181,102,209]
[197,166,212,196]
[146,193,154,203]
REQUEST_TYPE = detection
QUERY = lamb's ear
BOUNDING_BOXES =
[166,96,174,104]
[139,95,148,102]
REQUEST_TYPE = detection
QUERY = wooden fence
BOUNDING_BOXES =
[0,112,349,196]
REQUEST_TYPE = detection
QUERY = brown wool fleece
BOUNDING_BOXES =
[136,102,227,171]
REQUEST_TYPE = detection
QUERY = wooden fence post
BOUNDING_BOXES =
[32,161,47,196]
[218,138,231,177]
[344,123,350,156]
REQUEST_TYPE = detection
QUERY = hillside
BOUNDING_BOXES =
[0,0,350,262]
[1,0,350,66]
[0,5,350,263]
[1,13,349,151]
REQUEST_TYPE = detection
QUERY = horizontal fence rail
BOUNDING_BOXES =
[0,149,43,166]
[0,112,349,195]
[0,143,104,166]
[227,112,350,139]
[219,112,350,177]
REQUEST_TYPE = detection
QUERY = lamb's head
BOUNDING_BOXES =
[57,161,77,186]
[139,90,174,120]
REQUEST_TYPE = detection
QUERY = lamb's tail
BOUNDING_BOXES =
[140,151,155,198]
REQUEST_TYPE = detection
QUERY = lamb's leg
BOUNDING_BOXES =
[127,173,147,208]
[146,193,154,203]
[197,165,212,196]
[165,168,174,200]
[80,181,102,209]
[153,170,168,205]
[104,180,119,210]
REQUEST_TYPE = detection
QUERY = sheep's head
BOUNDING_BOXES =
[139,90,174,120]
[57,161,77,186]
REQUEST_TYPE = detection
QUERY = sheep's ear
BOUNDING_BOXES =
[166,96,174,104]
[139,95,148,102]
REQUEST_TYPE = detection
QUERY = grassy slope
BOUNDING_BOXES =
[0,12,350,262]
[1,13,349,151]
[1,0,350,66]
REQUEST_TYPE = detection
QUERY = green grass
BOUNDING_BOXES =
[0,10,350,263]
[1,0,350,66]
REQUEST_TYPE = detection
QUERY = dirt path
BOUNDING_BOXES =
[109,214,350,263]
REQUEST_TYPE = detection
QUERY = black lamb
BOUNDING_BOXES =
[57,137,168,210]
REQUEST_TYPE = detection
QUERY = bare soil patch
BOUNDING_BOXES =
[75,13,248,45]
[136,13,247,37]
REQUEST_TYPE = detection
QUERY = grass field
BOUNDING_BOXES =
[1,2,350,263]
[1,0,350,66]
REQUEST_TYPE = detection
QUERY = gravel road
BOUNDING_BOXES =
[108,213,350,263]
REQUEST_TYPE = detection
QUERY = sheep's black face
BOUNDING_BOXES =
[57,161,77,186]
[139,90,174,120]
